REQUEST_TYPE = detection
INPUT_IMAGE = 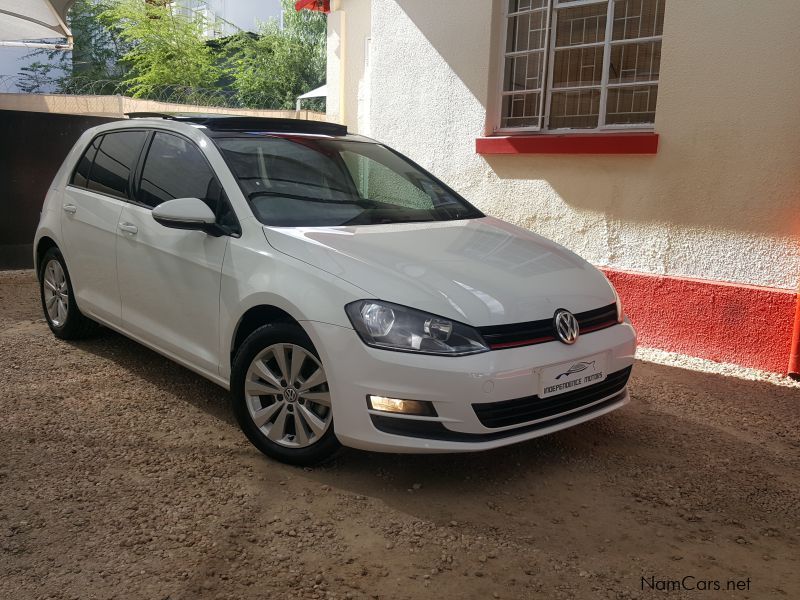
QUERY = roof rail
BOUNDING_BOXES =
[124,112,347,136]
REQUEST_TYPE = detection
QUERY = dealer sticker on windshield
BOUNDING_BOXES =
[539,353,607,398]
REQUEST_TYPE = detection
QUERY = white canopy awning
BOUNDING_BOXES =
[297,85,327,100]
[0,0,74,49]
[296,84,327,111]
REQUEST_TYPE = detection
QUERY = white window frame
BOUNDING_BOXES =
[496,0,662,135]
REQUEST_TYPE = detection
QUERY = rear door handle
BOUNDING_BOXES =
[62,204,77,214]
[119,222,138,235]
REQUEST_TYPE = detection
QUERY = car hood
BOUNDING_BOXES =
[262,216,615,326]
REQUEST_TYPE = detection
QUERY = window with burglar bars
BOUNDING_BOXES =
[500,0,665,131]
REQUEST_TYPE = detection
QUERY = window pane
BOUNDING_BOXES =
[502,2,548,128]
[341,151,432,210]
[548,89,601,129]
[506,10,548,53]
[71,136,101,188]
[217,138,481,227]
[605,84,657,124]
[554,3,607,47]
[608,40,661,84]
[612,0,665,40]
[88,131,147,199]
[504,52,545,92]
[508,0,547,13]
[502,92,541,128]
[551,45,604,88]
[139,133,222,213]
[504,0,664,131]
[220,136,353,203]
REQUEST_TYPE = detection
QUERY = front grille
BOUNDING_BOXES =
[576,303,619,333]
[477,303,618,350]
[473,366,632,429]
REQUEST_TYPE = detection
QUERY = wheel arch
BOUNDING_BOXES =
[230,304,305,366]
[35,236,59,277]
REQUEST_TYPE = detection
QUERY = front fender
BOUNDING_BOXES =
[219,232,367,380]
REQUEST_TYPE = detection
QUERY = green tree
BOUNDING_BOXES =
[16,61,59,93]
[67,0,129,88]
[226,0,326,110]
[100,0,223,98]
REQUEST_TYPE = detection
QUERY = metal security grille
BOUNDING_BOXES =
[500,0,665,132]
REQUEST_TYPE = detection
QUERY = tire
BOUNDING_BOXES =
[38,247,99,340]
[231,323,340,466]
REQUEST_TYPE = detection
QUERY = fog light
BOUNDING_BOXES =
[367,395,437,416]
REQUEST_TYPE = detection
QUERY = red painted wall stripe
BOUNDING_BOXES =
[476,133,659,155]
[789,294,800,378]
[601,268,796,374]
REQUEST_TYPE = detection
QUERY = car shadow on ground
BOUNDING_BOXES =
[66,326,236,427]
[46,320,800,596]
[67,324,800,502]
[68,325,632,481]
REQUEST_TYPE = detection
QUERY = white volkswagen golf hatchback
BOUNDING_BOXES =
[34,115,636,465]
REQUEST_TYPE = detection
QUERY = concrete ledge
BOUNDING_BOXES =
[0,93,327,121]
[476,132,659,155]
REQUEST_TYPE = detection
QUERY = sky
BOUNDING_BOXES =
[217,0,283,33]
[0,0,284,92]
[0,47,36,90]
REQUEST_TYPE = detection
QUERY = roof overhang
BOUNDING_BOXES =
[0,0,74,50]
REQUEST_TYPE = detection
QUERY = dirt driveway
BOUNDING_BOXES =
[1,269,798,600]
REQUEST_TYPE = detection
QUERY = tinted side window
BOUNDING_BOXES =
[139,133,211,208]
[138,133,233,226]
[88,131,147,199]
[71,136,101,188]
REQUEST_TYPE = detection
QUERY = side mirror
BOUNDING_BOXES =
[151,198,221,236]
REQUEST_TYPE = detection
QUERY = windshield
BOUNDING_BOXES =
[214,136,483,227]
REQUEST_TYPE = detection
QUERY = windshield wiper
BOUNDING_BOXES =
[341,209,438,226]
[248,190,375,208]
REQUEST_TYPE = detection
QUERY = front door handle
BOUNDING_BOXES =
[62,204,77,214]
[119,222,138,235]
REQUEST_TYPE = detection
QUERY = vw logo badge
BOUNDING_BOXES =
[284,387,299,402]
[554,309,579,345]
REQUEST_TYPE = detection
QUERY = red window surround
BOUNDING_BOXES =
[476,132,659,155]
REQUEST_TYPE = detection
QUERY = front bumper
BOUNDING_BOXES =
[302,319,637,453]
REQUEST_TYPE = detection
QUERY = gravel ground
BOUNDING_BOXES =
[1,269,798,600]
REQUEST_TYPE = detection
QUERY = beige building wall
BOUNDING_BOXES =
[328,0,800,290]
[326,0,372,132]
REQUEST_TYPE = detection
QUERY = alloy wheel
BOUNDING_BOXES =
[42,259,69,327]
[244,343,332,448]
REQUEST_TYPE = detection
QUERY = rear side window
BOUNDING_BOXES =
[87,131,147,199]
[138,132,235,228]
[71,136,101,188]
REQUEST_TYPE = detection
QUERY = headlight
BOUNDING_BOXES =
[599,271,624,323]
[345,300,489,356]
